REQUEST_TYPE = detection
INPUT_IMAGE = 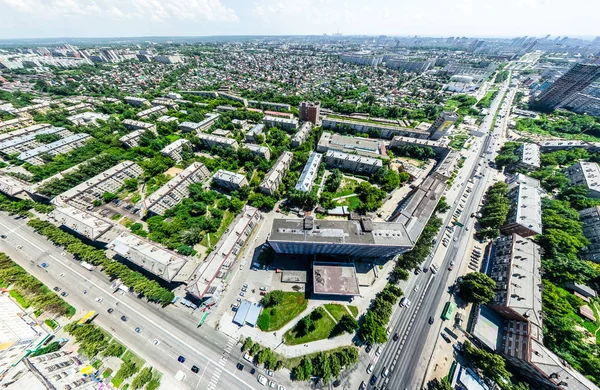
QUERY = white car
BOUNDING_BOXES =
[95,297,103,303]
[59,273,65,277]
[375,347,382,357]
[268,381,276,388]
[266,369,274,377]
[152,339,160,345]
[257,375,267,386]
[277,385,285,390]
[414,285,419,292]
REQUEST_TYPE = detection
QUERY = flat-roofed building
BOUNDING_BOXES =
[501,174,543,237]
[144,162,211,215]
[17,133,91,165]
[197,132,238,150]
[187,206,261,300]
[213,169,248,191]
[218,92,248,107]
[52,161,143,209]
[108,232,197,282]
[313,262,360,296]
[246,124,264,143]
[434,150,461,181]
[157,115,178,124]
[258,151,293,195]
[0,123,52,143]
[263,116,298,131]
[317,132,387,159]
[517,143,541,170]
[0,294,49,376]
[295,152,322,192]
[428,111,459,140]
[243,143,270,160]
[0,127,72,156]
[268,216,413,258]
[0,174,29,196]
[179,113,220,133]
[124,96,150,108]
[152,97,179,110]
[322,115,430,139]
[50,205,112,240]
[216,105,237,112]
[291,122,312,147]
[0,117,34,132]
[119,129,154,148]
[160,139,192,162]
[212,129,231,137]
[324,150,382,174]
[565,161,600,198]
[66,111,109,126]
[248,100,291,112]
[121,119,156,133]
[299,101,321,125]
[136,105,167,119]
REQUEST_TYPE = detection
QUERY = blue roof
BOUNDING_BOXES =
[233,300,251,326]
[246,303,262,327]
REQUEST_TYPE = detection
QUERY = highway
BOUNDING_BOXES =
[0,214,292,390]
[362,79,511,390]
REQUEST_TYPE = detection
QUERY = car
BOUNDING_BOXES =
[359,382,367,390]
[257,374,267,386]
[135,327,142,333]
[441,333,452,343]
[191,365,199,373]
[237,363,244,371]
[95,297,103,303]
[0,234,6,238]
[370,375,378,386]
[243,284,249,288]
[121,316,128,321]
[277,385,285,390]
[429,316,435,324]
[266,369,274,377]
[453,237,458,242]
[414,285,419,292]
[40,263,49,268]
[259,286,267,291]
[414,268,421,275]
[236,298,242,302]
[250,368,256,375]
[367,364,374,374]
[260,291,266,296]
[53,287,61,292]
[365,344,372,353]
[177,355,186,363]
[386,327,391,335]
[152,339,160,345]
[107,308,114,313]
[58,273,65,277]
[241,287,248,292]
[268,380,276,388]
[375,346,382,356]
[60,292,68,297]
[393,333,399,341]
[240,291,245,297]
[382,367,390,377]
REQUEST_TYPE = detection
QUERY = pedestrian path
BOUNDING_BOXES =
[206,337,236,390]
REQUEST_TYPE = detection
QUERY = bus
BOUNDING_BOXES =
[441,301,456,321]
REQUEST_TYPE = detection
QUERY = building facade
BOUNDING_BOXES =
[299,101,321,125]
[324,150,382,174]
[565,161,600,198]
[258,151,293,195]
[197,132,239,150]
[160,139,193,162]
[212,169,248,191]
[501,174,543,237]
[533,63,600,111]
[291,122,312,147]
[263,116,298,131]
[295,152,322,192]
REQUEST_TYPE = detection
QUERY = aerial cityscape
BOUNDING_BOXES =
[0,2,600,390]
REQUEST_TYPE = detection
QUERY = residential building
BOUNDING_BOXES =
[187,206,261,301]
[243,144,271,160]
[17,133,91,166]
[108,233,197,283]
[268,216,413,258]
[316,132,387,159]
[136,105,167,119]
[119,129,153,148]
[246,124,264,143]
[52,161,143,209]
[123,96,150,108]
[428,111,459,140]
[384,56,436,73]
[66,111,109,126]
[152,98,179,110]
[218,92,248,107]
[197,132,239,150]
[0,294,49,376]
[0,117,34,132]
[563,93,600,117]
[63,102,93,114]
[501,174,543,238]
[212,129,231,137]
[263,115,298,131]
[295,152,322,192]
[0,127,72,156]
[144,162,210,215]
[517,143,541,170]
[533,63,600,111]
[50,206,112,240]
[248,100,291,112]
[324,150,382,174]
[179,113,220,133]
[565,161,600,198]
[160,139,192,162]
[156,115,179,124]
[322,115,430,140]
[258,151,293,195]
[299,101,321,125]
[291,122,312,147]
[154,54,183,64]
[0,174,29,197]
[0,123,52,143]
[212,169,248,191]
[216,105,237,112]
[578,206,600,262]
[121,119,156,133]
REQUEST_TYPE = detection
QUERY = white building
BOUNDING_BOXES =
[291,122,312,147]
[565,161,600,198]
[66,111,110,126]
[0,175,29,197]
[197,132,239,150]
[246,124,264,142]
[0,124,52,143]
[124,96,150,107]
[295,152,322,192]
[324,150,382,174]
[161,139,192,162]
[212,169,248,191]
[263,116,298,131]
[517,143,541,170]
[121,119,156,133]
[258,151,293,195]
[17,133,92,166]
[50,206,112,240]
[0,127,72,156]
[179,113,220,133]
[0,117,34,132]
[136,105,167,119]
[243,144,271,160]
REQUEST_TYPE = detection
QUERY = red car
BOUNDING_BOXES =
[260,291,266,296]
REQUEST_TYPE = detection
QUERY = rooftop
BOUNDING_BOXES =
[295,152,322,192]
[51,206,112,241]
[313,262,360,296]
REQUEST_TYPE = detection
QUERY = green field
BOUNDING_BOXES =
[283,308,337,345]
[324,303,351,321]
[258,292,308,331]
[334,178,359,197]
[348,305,359,318]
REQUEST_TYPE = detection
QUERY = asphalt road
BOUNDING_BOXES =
[0,214,275,390]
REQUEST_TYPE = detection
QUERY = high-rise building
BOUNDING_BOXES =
[533,63,600,111]
[299,101,321,125]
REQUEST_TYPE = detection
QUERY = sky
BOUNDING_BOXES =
[0,0,598,40]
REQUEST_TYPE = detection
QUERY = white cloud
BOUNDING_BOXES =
[0,0,238,22]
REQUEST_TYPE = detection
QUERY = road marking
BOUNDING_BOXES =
[0,219,259,390]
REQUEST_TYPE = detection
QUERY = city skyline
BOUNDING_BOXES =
[0,0,598,40]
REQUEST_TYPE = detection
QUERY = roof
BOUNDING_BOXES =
[232,300,262,327]
[295,152,322,192]
[0,174,29,196]
[144,162,210,212]
[567,161,600,194]
[0,294,46,344]
[325,150,382,167]
[519,143,541,168]
[160,138,191,154]
[313,262,360,296]
[505,174,543,235]
[213,169,247,186]
[51,206,112,240]
[17,133,91,161]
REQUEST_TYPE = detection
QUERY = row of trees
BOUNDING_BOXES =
[476,182,511,239]
[515,112,600,141]
[0,193,54,216]
[64,321,124,358]
[291,348,359,383]
[27,219,175,304]
[359,284,403,345]
[393,217,443,280]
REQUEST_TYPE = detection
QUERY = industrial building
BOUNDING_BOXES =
[317,132,387,159]
[187,206,261,301]
[144,162,211,215]
[52,161,144,209]
[161,139,192,162]
[324,150,382,174]
[109,232,197,283]
[299,101,321,125]
[245,124,264,142]
[517,143,541,170]
[242,143,270,160]
[50,206,112,240]
[565,161,600,198]
[258,151,293,195]
[268,216,413,258]
[17,133,91,165]
[263,115,298,131]
[295,152,322,192]
[212,169,248,191]
[501,174,543,237]
[196,132,239,150]
[291,122,312,147]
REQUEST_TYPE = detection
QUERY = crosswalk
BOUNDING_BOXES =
[206,337,236,390]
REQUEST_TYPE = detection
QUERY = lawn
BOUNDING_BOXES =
[335,178,358,197]
[102,368,113,379]
[449,134,469,150]
[165,134,181,143]
[337,195,361,211]
[111,377,123,388]
[258,292,307,331]
[44,319,59,330]
[283,307,337,346]
[121,350,145,368]
[348,306,359,318]
[201,210,235,247]
[324,303,350,322]
[9,289,30,308]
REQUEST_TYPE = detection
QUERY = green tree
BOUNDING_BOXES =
[463,341,512,389]
[130,367,153,390]
[242,337,254,352]
[457,272,496,304]
[263,290,284,307]
[338,314,359,334]
[427,378,453,390]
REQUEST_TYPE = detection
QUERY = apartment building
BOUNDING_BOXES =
[533,63,600,111]
[501,174,543,237]
[291,122,312,147]
[17,133,92,166]
[197,132,239,150]
[565,161,600,198]
[144,162,211,215]
[0,116,34,132]
[136,105,168,119]
[578,206,600,262]
[246,124,264,142]
[52,161,144,209]
[121,119,157,133]
[152,97,179,110]
[50,205,112,241]
[160,139,192,162]
[322,116,430,140]
[263,115,298,131]
[317,132,387,159]
[119,129,154,148]
[179,113,220,133]
[299,101,321,125]
[213,169,248,191]
[66,111,110,126]
[295,152,322,192]
[187,206,261,300]
[516,143,541,170]
[242,143,271,160]
[0,174,29,197]
[0,127,72,156]
[258,151,293,195]
[0,123,52,143]
[124,96,150,107]
[324,150,382,174]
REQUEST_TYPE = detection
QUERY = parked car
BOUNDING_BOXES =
[365,345,372,353]
[53,287,61,292]
[60,292,68,297]
[257,375,267,386]
[236,363,244,371]
[429,316,435,325]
